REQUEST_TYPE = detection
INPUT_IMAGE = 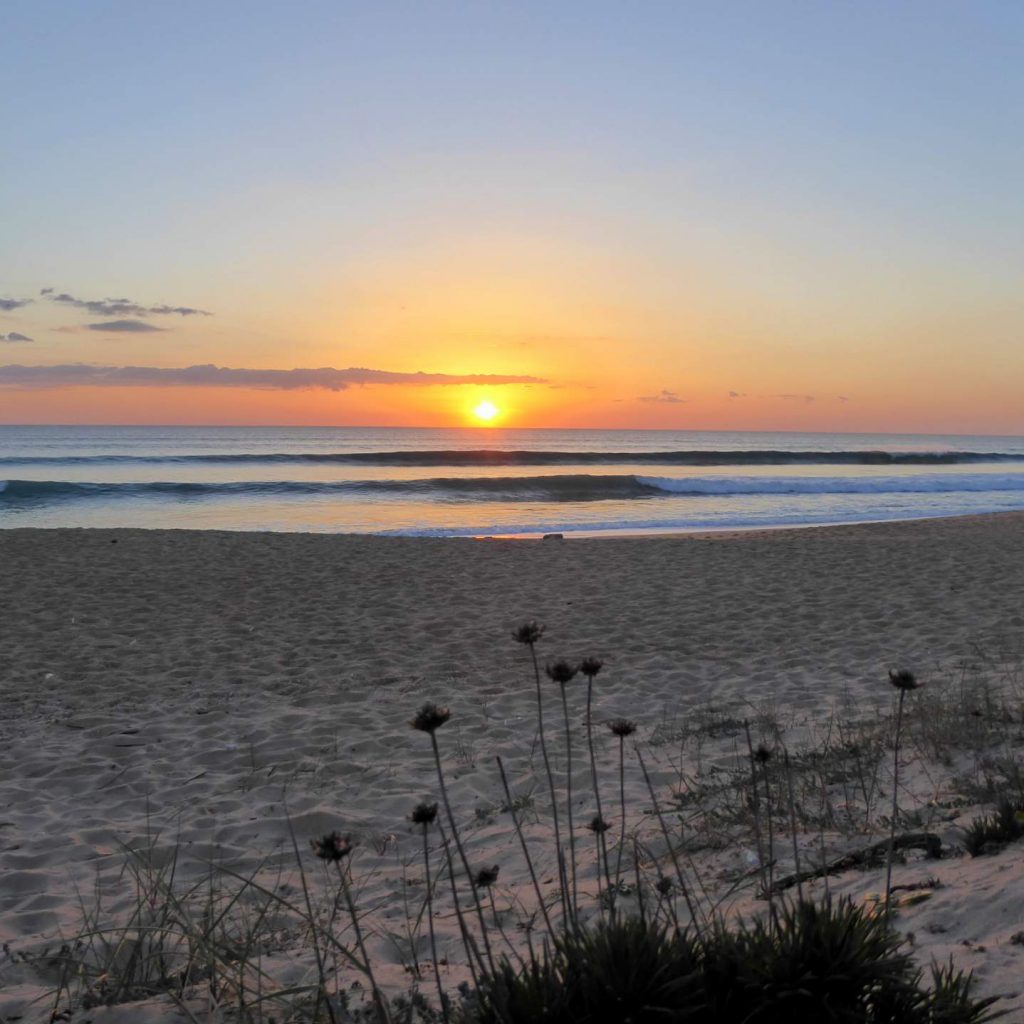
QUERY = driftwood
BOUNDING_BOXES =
[772,832,942,893]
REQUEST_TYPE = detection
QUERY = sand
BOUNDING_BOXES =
[2,515,1024,1020]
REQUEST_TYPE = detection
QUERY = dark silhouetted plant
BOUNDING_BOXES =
[410,802,448,1022]
[547,658,581,919]
[963,797,1024,856]
[885,668,921,919]
[470,897,1002,1024]
[927,959,1003,1023]
[783,748,804,904]
[412,703,495,976]
[312,831,390,1022]
[496,755,554,937]
[608,718,636,896]
[744,724,776,924]
[474,915,700,1024]
[637,748,704,934]
[514,622,570,923]
[580,657,612,901]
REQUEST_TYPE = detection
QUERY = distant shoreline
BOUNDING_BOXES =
[5,506,1024,539]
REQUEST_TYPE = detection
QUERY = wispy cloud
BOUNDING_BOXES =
[637,388,684,404]
[0,363,546,391]
[730,390,845,403]
[85,319,167,333]
[1,332,33,343]
[46,290,212,318]
[0,298,32,312]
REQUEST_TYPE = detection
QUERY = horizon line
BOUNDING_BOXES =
[2,423,1024,440]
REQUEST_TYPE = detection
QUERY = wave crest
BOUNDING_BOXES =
[6,471,1024,508]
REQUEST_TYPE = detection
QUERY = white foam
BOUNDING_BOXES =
[635,472,1024,496]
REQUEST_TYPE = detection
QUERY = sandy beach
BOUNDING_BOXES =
[3,514,1024,1020]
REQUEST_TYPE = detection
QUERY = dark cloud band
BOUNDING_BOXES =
[0,363,546,391]
[47,291,212,318]
[86,320,166,333]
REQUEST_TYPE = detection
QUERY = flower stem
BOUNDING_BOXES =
[430,732,496,972]
[884,688,906,921]
[614,735,627,899]
[496,755,554,938]
[743,722,769,906]
[420,825,448,1022]
[436,818,482,988]
[335,860,389,1023]
[586,678,613,901]
[559,681,579,921]
[528,641,570,924]
[637,747,703,936]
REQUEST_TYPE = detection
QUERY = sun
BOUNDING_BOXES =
[472,399,500,424]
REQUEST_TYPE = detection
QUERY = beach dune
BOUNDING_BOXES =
[2,515,1023,1019]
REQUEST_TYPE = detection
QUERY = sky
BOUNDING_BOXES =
[2,1,1023,432]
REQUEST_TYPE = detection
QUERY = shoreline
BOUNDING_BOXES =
[483,507,1024,540]
[5,506,1024,542]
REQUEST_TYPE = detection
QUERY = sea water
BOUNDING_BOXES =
[3,425,1024,536]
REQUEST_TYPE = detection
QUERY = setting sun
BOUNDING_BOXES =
[472,399,500,424]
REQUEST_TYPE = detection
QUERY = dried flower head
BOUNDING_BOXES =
[410,802,438,826]
[311,832,353,862]
[411,703,451,733]
[473,865,500,888]
[513,621,545,645]
[754,744,773,765]
[545,660,579,685]
[608,718,637,738]
[587,814,611,834]
[889,669,920,692]
[655,876,674,896]
[580,657,604,679]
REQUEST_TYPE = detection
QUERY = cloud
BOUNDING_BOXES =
[1,332,33,343]
[637,389,685,404]
[728,390,746,399]
[0,363,547,392]
[85,319,167,333]
[776,393,816,404]
[0,298,32,312]
[47,291,212,317]
[838,395,851,402]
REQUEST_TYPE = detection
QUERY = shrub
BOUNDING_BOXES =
[474,916,701,1024]
[963,798,1024,856]
[470,898,1001,1024]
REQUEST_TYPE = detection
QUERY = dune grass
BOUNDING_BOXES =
[15,627,1024,1022]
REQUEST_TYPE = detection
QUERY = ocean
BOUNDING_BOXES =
[3,425,1024,536]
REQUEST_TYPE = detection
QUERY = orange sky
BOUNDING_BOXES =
[3,249,1022,433]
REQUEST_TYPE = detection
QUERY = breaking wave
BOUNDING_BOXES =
[7,472,1024,507]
